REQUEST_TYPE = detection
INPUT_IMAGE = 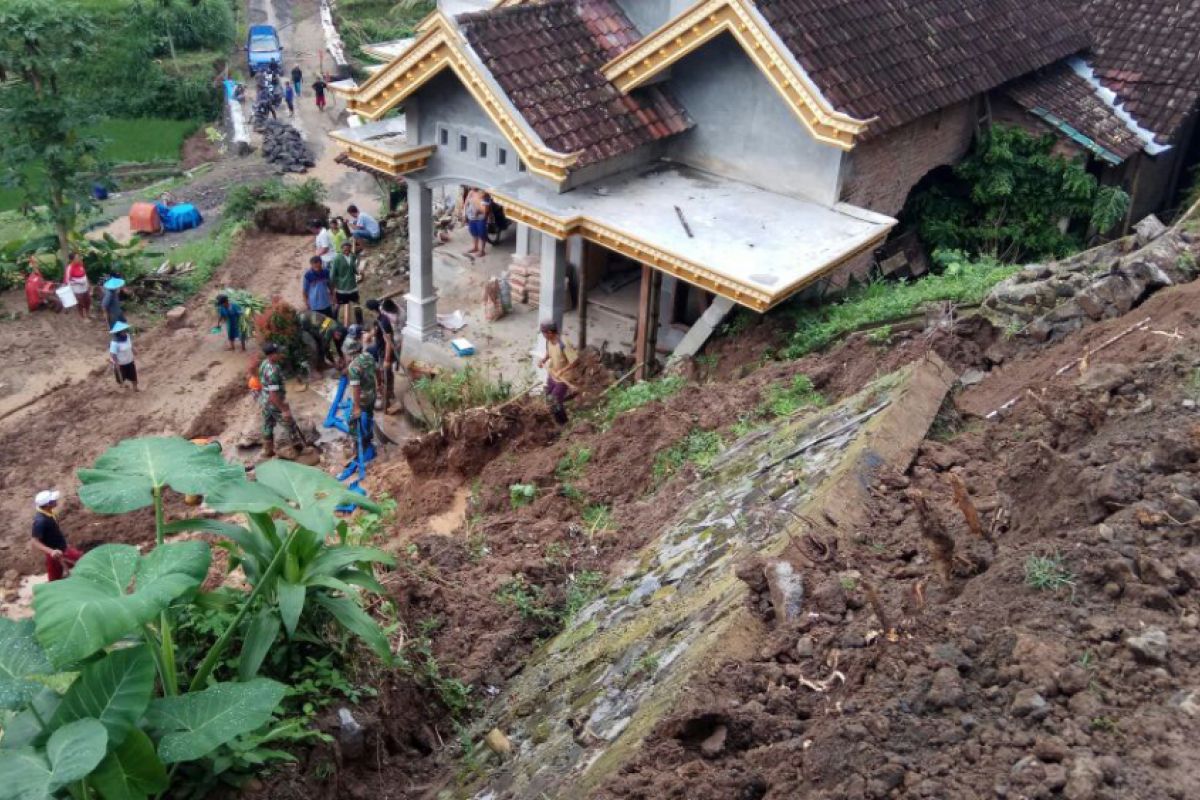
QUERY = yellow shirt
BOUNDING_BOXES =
[546,338,578,383]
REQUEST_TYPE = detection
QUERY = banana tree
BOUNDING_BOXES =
[166,459,393,686]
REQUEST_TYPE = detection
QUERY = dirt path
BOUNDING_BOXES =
[0,232,313,574]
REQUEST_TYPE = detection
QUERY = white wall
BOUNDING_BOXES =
[662,33,844,205]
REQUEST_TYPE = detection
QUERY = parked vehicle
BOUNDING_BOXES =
[246,24,283,75]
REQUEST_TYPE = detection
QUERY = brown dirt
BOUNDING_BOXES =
[0,230,311,575]
[595,279,1200,800]
[180,128,222,171]
[254,203,332,235]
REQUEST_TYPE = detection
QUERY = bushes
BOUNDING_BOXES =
[909,125,1130,262]
[412,367,513,429]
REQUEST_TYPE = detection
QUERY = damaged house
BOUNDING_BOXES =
[329,0,1197,367]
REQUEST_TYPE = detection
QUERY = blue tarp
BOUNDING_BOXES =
[156,203,203,233]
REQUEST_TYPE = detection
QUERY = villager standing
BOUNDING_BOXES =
[462,188,491,257]
[365,297,399,413]
[538,321,578,424]
[291,64,302,95]
[284,81,295,117]
[32,490,82,581]
[101,276,126,330]
[108,321,139,390]
[215,294,247,351]
[345,336,377,462]
[257,342,307,459]
[64,251,91,319]
[303,255,334,318]
[329,241,360,325]
[312,76,327,110]
[310,219,335,266]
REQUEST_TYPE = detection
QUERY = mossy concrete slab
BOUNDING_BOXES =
[459,356,955,799]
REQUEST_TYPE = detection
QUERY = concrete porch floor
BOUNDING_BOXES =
[402,222,640,386]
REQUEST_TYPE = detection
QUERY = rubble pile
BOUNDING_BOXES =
[984,215,1198,342]
[260,121,315,174]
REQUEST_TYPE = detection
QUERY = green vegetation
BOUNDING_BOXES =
[760,374,823,418]
[781,254,1017,358]
[497,570,605,632]
[0,437,393,798]
[1024,554,1076,594]
[555,446,593,481]
[337,0,434,63]
[509,482,537,509]
[910,124,1130,262]
[1185,368,1200,403]
[598,375,685,425]
[582,503,615,535]
[412,366,514,430]
[653,428,724,483]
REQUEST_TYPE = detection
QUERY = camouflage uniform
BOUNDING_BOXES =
[346,351,377,451]
[259,358,302,444]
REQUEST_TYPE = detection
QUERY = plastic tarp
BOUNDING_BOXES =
[129,202,162,234]
[157,203,203,232]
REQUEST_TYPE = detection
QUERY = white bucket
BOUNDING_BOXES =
[56,285,77,309]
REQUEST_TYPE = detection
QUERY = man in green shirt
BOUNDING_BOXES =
[258,342,307,459]
[345,337,377,463]
[329,241,360,327]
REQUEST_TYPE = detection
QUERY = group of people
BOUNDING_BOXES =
[255,61,328,120]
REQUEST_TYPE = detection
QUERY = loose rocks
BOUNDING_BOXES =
[260,121,315,173]
[1125,628,1168,664]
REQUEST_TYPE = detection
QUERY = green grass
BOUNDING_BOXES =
[582,504,614,535]
[760,374,823,418]
[652,429,724,483]
[555,447,593,482]
[338,0,434,62]
[1024,554,1075,594]
[780,259,1017,358]
[597,375,685,425]
[0,117,196,212]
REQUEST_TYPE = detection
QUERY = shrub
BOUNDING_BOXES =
[653,428,724,482]
[760,374,823,417]
[412,366,513,429]
[253,298,307,374]
[598,375,685,424]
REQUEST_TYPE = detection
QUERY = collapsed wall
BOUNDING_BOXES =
[459,357,955,798]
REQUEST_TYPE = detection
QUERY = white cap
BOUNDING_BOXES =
[35,490,60,508]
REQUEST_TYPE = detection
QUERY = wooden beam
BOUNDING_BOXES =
[577,250,589,350]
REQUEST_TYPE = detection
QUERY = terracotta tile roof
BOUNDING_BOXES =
[1082,0,1200,143]
[457,0,691,169]
[1006,62,1144,164]
[754,0,1089,136]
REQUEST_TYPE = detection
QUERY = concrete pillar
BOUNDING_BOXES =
[539,234,568,330]
[403,177,437,340]
[515,223,542,258]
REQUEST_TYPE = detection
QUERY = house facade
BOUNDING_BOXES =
[329,0,1111,366]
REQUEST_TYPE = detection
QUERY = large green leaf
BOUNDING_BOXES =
[307,547,395,579]
[34,543,211,667]
[276,581,306,638]
[0,618,52,711]
[0,719,108,800]
[253,460,380,535]
[50,646,155,746]
[0,689,62,751]
[161,518,275,573]
[145,678,285,764]
[237,610,280,682]
[313,593,392,662]
[89,729,168,800]
[77,437,246,514]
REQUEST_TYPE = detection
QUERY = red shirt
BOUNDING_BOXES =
[67,260,86,281]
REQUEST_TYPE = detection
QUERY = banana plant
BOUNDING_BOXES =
[166,459,393,683]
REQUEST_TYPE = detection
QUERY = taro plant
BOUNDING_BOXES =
[0,437,390,799]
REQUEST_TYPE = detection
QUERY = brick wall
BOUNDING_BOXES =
[827,100,977,286]
[841,100,977,216]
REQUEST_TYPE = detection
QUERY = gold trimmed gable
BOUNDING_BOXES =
[337,13,579,182]
[492,190,889,311]
[602,0,871,150]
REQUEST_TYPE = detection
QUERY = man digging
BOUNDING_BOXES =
[257,342,309,460]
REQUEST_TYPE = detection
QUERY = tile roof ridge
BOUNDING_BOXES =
[455,0,570,26]
[1068,55,1172,153]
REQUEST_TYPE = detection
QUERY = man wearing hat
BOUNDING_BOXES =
[257,342,308,459]
[537,321,578,424]
[32,490,82,581]
[101,276,126,331]
[345,336,376,462]
[109,321,138,390]
[215,294,247,352]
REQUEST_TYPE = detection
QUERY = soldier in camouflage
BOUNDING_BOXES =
[258,342,307,459]
[345,336,376,462]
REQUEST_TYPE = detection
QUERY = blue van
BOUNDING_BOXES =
[247,25,283,75]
